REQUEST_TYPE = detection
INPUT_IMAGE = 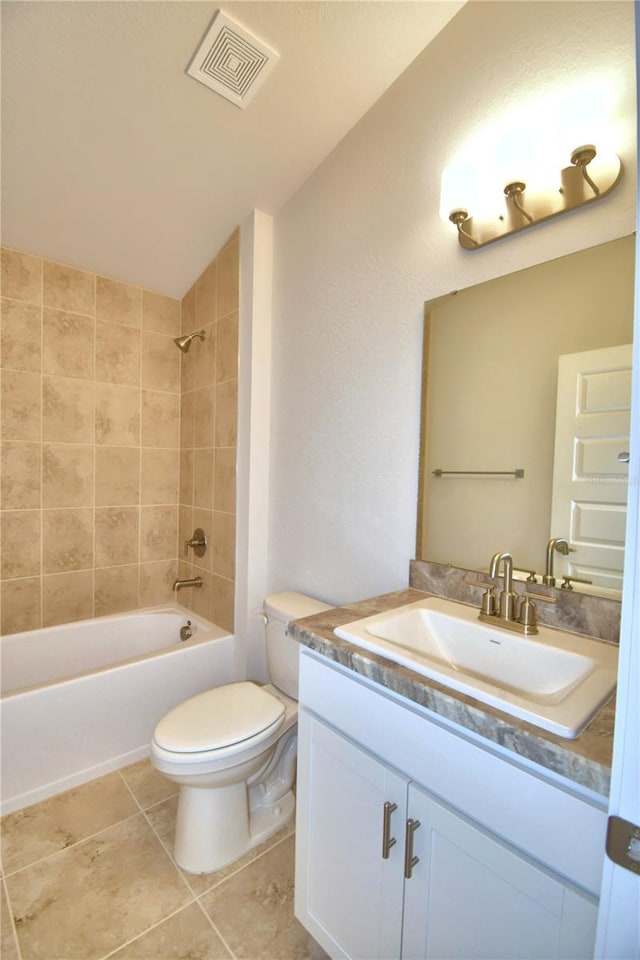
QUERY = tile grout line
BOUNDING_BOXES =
[1,870,24,960]
[194,896,237,960]
[2,806,146,879]
[118,769,199,901]
[96,899,203,960]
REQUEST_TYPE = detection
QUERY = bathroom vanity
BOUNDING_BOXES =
[291,590,614,960]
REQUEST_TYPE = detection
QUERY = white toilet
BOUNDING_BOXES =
[150,591,331,874]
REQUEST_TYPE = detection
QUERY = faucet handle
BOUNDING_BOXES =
[524,591,557,605]
[560,575,592,590]
[517,596,538,633]
[480,587,496,616]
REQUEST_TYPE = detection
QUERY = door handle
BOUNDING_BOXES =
[381,801,397,859]
[404,818,421,879]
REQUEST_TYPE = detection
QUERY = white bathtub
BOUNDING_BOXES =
[1,605,240,814]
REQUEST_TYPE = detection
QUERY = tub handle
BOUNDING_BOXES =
[184,528,207,558]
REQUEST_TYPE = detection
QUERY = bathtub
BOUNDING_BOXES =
[1,605,240,814]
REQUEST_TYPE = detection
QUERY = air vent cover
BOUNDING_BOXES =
[187,10,279,109]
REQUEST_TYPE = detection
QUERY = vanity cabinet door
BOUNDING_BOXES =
[401,782,598,960]
[295,710,407,960]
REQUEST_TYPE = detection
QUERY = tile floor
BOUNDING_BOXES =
[0,760,328,960]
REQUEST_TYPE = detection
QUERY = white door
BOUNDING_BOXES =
[401,783,597,960]
[294,711,407,960]
[550,344,632,595]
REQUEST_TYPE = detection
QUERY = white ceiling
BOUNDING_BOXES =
[0,0,464,297]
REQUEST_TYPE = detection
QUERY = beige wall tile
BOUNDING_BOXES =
[196,261,216,328]
[180,346,196,394]
[43,444,93,508]
[43,376,94,443]
[95,383,140,446]
[213,575,234,632]
[94,565,139,617]
[141,390,179,448]
[214,447,236,515]
[141,331,180,392]
[174,559,194,607]
[216,240,239,319]
[212,510,235,580]
[1,511,41,579]
[96,321,140,386]
[216,312,238,384]
[193,447,214,509]
[178,505,194,557]
[96,277,141,327]
[142,290,180,335]
[43,308,94,379]
[192,507,213,573]
[1,577,41,635]
[95,507,139,567]
[1,299,41,371]
[141,449,179,505]
[95,447,140,506]
[179,449,194,506]
[215,379,237,448]
[2,370,42,440]
[194,387,214,448]
[195,321,216,390]
[139,559,177,606]
[43,260,94,315]
[180,390,195,449]
[181,284,196,335]
[140,505,178,562]
[42,570,93,626]
[43,508,93,573]
[1,442,41,510]
[189,568,214,621]
[1,248,42,304]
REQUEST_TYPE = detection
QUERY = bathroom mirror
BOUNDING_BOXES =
[417,235,635,599]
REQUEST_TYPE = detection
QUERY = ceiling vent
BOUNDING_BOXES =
[187,10,279,109]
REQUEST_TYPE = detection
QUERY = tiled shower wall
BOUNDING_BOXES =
[175,232,238,633]
[0,236,238,635]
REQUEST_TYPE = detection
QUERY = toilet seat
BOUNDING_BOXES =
[153,681,285,756]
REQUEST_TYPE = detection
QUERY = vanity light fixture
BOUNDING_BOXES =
[448,145,622,250]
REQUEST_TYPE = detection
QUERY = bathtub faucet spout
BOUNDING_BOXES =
[173,577,203,592]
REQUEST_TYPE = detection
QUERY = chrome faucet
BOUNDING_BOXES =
[489,551,516,621]
[543,538,570,587]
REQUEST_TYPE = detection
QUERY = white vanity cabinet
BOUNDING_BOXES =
[295,650,607,960]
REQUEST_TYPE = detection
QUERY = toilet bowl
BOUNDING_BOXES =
[150,592,332,874]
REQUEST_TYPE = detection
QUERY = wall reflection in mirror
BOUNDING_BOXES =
[417,235,634,600]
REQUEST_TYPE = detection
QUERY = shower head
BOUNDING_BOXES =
[173,330,205,353]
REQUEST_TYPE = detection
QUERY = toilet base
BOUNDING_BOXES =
[174,784,295,874]
[172,728,298,874]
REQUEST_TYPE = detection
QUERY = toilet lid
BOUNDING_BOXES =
[153,681,285,753]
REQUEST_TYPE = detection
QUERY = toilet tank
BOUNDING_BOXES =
[263,592,333,699]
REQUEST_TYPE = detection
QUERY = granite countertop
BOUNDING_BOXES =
[290,588,614,798]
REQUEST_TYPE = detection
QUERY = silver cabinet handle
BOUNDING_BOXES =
[404,818,421,879]
[381,801,397,859]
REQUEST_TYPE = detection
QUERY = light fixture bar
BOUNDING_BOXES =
[449,146,622,251]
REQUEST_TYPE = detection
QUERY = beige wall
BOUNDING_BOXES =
[0,236,239,635]
[176,232,239,633]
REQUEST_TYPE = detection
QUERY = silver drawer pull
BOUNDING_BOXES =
[404,818,421,879]
[381,801,397,859]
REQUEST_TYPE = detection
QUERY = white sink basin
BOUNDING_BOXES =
[334,597,618,738]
